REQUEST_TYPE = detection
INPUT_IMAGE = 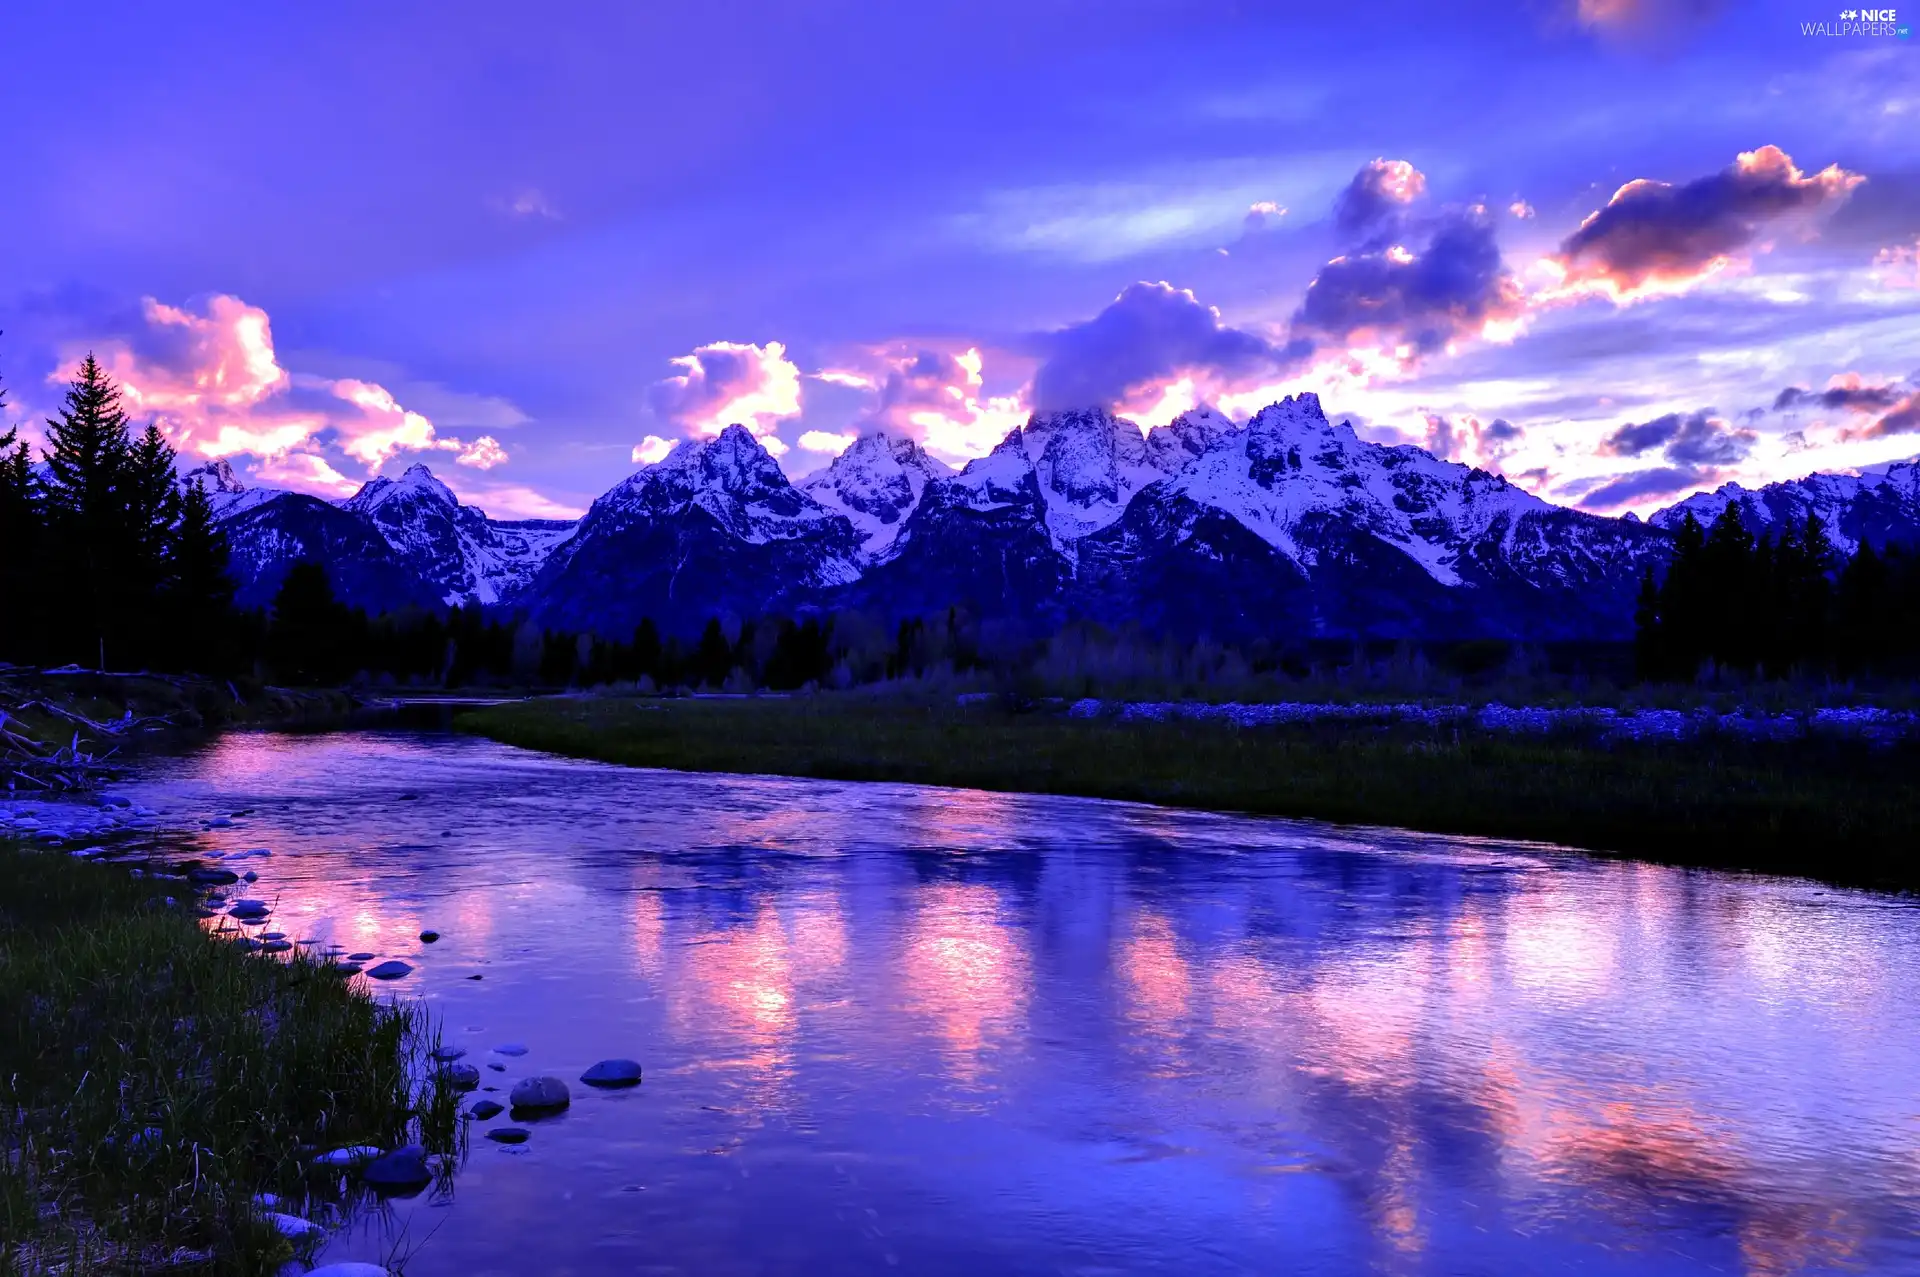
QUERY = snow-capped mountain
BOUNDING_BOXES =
[343,464,575,605]
[796,432,952,554]
[519,425,864,636]
[1075,394,1668,638]
[183,459,288,520]
[197,393,1915,643]
[203,461,575,612]
[1651,460,1920,555]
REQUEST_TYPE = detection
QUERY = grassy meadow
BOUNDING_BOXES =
[459,691,1920,889]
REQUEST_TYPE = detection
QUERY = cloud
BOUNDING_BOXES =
[1030,281,1299,414]
[1577,464,1711,510]
[1290,212,1526,364]
[797,429,857,455]
[455,435,508,469]
[631,434,677,465]
[436,476,583,521]
[1873,241,1920,289]
[1334,159,1426,242]
[852,347,1026,461]
[1573,0,1726,50]
[1773,377,1904,412]
[494,188,561,221]
[65,294,512,496]
[1509,201,1535,220]
[1245,201,1288,232]
[1601,409,1755,466]
[1539,146,1865,303]
[648,339,802,442]
[1420,412,1526,468]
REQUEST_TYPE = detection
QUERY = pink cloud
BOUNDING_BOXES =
[648,340,802,443]
[855,347,1028,462]
[797,429,857,455]
[60,293,520,487]
[631,434,677,465]
[1535,146,1863,305]
[1873,240,1920,290]
[455,435,508,469]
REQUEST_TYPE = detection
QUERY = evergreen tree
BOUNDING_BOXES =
[268,560,350,684]
[1632,565,1662,681]
[124,422,183,614]
[0,349,44,661]
[693,617,733,688]
[167,478,237,670]
[40,355,135,667]
[631,618,661,682]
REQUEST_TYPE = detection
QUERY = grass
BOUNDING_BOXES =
[460,691,1920,890]
[0,841,458,1276]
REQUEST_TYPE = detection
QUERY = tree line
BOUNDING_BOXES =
[1635,505,1920,680]
[1,355,236,671]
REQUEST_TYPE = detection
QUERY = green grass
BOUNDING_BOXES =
[461,692,1920,889]
[0,842,456,1276]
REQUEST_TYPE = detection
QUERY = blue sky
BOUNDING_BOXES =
[1,0,1917,518]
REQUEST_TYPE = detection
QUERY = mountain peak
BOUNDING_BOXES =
[183,458,246,493]
[346,463,459,514]
[799,429,953,555]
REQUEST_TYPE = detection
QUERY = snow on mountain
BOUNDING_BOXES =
[796,432,952,555]
[1159,393,1549,586]
[946,407,1178,549]
[521,425,864,635]
[342,463,576,606]
[1143,406,1237,471]
[182,458,289,519]
[1650,459,1920,555]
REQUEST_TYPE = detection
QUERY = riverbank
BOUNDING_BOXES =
[0,838,441,1275]
[459,692,1920,889]
[0,665,356,791]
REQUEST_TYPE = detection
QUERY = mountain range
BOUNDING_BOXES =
[190,395,1920,641]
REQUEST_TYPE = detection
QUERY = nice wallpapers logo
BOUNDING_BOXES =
[1804,6,1913,35]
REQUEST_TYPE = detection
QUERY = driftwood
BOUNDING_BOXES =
[0,709,129,793]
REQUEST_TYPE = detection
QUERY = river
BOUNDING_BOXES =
[82,725,1920,1274]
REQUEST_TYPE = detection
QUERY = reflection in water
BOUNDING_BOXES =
[88,727,1920,1277]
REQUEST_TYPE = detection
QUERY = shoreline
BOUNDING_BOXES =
[457,691,1920,892]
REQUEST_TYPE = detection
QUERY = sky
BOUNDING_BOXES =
[1,0,1917,520]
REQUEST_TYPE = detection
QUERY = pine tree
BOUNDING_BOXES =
[41,355,135,667]
[124,423,183,617]
[1632,565,1663,680]
[1655,512,1707,680]
[0,380,44,662]
[1699,504,1756,672]
[167,478,236,671]
[694,617,732,688]
[268,560,347,684]
[631,618,662,682]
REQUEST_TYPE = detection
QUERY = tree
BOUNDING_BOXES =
[40,354,134,667]
[268,560,351,684]
[693,617,733,688]
[166,478,237,671]
[0,348,44,661]
[1632,565,1662,681]
[124,422,183,607]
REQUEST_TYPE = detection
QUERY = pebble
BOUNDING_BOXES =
[243,871,258,882]
[347,952,376,961]
[365,960,414,981]
[493,1043,529,1056]
[486,1127,531,1145]
[360,1145,431,1193]
[419,930,440,943]
[440,1064,481,1091]
[312,1145,383,1168]
[468,1099,504,1120]
[261,931,287,941]
[431,1046,467,1062]
[487,1062,505,1072]
[581,1059,644,1089]
[509,1076,570,1113]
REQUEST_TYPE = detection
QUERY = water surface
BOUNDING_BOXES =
[103,727,1920,1275]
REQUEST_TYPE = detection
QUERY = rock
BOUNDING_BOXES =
[261,940,292,954]
[360,1145,431,1193]
[243,871,259,882]
[266,1211,320,1238]
[253,1191,284,1209]
[580,1059,643,1089]
[468,1099,504,1120]
[330,963,363,976]
[261,931,287,941]
[440,1064,480,1091]
[465,973,484,981]
[509,1076,570,1113]
[492,1043,528,1056]
[208,816,234,828]
[365,961,413,981]
[419,930,440,943]
[304,1266,391,1277]
[486,1127,531,1145]
[487,1062,505,1072]
[188,868,240,885]
[347,952,376,961]
[431,1046,467,1062]
[311,1144,382,1168]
